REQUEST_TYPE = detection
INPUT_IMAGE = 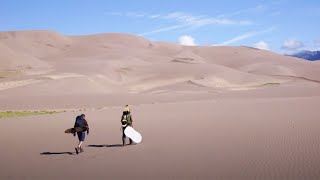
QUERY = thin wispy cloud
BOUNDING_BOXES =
[142,12,251,36]
[109,11,252,36]
[149,14,161,19]
[217,2,283,19]
[139,24,188,36]
[107,12,147,18]
[107,2,280,42]
[107,12,123,16]
[217,27,276,46]
[125,12,146,18]
[216,4,268,18]
[270,11,281,16]
[158,12,251,26]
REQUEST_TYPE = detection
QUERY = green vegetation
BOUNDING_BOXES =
[0,110,59,118]
[0,70,20,78]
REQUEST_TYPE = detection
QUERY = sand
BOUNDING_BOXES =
[0,30,319,180]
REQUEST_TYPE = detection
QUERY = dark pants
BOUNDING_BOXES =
[77,132,85,141]
[122,127,133,145]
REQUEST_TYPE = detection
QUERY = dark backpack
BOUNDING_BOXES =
[75,116,85,127]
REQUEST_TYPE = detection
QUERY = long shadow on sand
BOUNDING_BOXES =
[40,152,75,155]
[87,144,123,148]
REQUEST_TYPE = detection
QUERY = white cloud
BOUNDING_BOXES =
[254,41,270,50]
[281,39,305,54]
[218,27,275,46]
[178,35,196,46]
[281,39,304,49]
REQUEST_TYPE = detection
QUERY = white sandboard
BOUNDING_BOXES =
[124,126,142,143]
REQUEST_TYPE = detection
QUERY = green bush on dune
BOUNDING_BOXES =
[0,110,59,118]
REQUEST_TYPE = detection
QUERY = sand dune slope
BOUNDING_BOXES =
[0,30,319,107]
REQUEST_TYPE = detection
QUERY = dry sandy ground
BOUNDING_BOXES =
[0,30,320,179]
[0,92,320,180]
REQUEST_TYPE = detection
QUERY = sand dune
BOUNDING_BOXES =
[1,30,319,86]
[0,30,318,106]
[0,30,72,58]
[0,30,320,179]
[171,49,206,64]
[0,79,42,91]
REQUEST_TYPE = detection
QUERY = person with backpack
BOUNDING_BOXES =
[74,114,89,154]
[121,105,133,146]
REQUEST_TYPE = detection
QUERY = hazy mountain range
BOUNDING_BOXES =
[289,50,320,61]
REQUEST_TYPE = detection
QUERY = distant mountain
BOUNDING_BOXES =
[289,50,320,61]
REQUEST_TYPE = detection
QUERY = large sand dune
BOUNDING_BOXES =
[0,30,320,179]
[0,32,317,95]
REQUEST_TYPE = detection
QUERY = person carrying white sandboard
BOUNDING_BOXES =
[121,105,142,145]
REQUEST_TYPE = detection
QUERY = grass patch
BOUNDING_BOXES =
[0,110,59,118]
[0,70,21,78]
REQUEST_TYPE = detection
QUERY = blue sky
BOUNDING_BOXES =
[1,0,319,53]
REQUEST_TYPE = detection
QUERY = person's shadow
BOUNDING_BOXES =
[87,144,123,148]
[40,152,75,155]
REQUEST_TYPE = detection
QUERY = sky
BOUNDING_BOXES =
[0,0,319,54]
